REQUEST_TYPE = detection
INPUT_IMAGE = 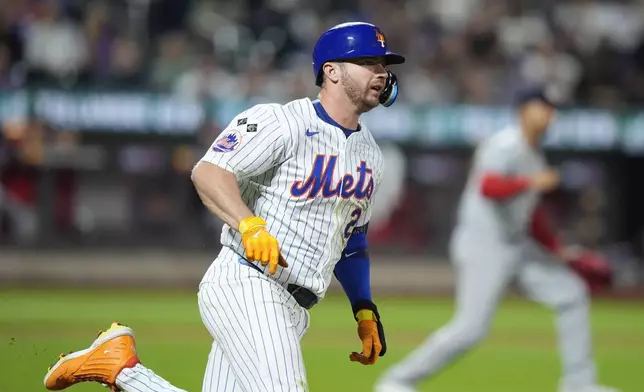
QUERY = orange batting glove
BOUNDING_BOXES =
[349,301,387,365]
[239,216,288,275]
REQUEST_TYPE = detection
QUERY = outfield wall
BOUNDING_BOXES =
[1,250,454,295]
[3,250,643,298]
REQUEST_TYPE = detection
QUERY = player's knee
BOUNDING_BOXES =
[448,318,490,348]
[556,274,590,310]
[461,323,490,346]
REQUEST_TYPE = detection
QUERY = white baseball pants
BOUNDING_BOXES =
[115,248,311,392]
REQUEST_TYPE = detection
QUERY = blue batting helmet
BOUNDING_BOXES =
[312,22,405,107]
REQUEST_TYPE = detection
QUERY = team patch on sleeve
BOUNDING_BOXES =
[212,130,242,153]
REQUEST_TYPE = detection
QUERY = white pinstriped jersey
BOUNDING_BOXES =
[199,97,384,298]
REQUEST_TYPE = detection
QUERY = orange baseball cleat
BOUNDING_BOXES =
[43,322,141,391]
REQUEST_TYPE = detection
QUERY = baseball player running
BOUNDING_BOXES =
[375,88,620,392]
[43,22,404,392]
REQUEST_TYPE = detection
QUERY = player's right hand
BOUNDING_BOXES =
[350,301,387,366]
[530,169,560,193]
[239,216,288,275]
[351,309,383,365]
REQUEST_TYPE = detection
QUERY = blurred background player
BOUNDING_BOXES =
[42,21,404,392]
[374,87,620,392]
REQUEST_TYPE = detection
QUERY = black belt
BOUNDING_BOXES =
[238,257,319,310]
[286,284,318,310]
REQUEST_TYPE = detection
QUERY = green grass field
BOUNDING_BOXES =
[1,289,642,392]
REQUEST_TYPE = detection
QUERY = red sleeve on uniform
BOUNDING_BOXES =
[480,173,530,200]
[529,202,561,253]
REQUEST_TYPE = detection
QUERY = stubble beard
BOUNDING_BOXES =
[340,70,377,114]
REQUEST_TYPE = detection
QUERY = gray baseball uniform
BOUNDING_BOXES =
[377,127,596,391]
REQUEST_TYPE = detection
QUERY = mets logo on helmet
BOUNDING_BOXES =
[212,130,242,153]
[375,30,386,48]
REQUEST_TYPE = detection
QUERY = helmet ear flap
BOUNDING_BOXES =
[379,70,399,107]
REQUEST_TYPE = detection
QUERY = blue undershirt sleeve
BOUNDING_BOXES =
[333,224,372,305]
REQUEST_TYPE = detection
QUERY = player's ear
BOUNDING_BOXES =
[322,62,341,85]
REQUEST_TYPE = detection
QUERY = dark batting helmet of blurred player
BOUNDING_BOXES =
[312,22,405,107]
[513,85,562,109]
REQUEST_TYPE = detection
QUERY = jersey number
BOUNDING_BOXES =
[344,208,362,239]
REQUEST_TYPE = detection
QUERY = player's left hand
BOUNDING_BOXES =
[350,301,386,365]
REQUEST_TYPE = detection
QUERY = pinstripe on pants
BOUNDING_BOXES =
[197,252,310,392]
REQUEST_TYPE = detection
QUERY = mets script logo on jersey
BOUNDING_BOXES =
[290,154,374,199]
[212,130,241,153]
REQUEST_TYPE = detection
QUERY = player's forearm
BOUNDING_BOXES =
[334,230,372,305]
[335,256,372,304]
[480,173,530,200]
[191,161,254,230]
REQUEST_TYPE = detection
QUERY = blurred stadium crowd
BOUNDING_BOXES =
[1,0,644,107]
[1,0,644,285]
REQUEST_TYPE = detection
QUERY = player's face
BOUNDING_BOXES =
[340,57,388,112]
[522,101,556,134]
